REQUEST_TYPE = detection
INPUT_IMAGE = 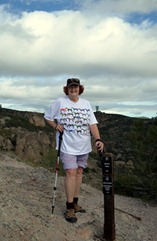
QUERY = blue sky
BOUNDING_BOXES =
[0,0,157,118]
[1,0,79,12]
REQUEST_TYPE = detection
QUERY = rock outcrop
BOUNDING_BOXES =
[29,114,46,127]
[0,108,55,163]
[0,108,139,166]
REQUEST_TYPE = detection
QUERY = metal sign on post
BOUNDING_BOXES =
[100,152,115,241]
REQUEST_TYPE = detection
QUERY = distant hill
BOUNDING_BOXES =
[0,107,143,164]
[1,107,156,201]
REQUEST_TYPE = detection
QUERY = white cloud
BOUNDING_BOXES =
[0,1,157,117]
[79,0,157,15]
[0,9,157,78]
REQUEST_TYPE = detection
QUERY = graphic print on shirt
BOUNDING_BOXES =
[60,107,90,133]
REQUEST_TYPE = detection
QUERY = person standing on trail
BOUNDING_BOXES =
[44,78,104,223]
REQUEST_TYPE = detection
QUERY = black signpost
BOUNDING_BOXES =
[100,152,115,241]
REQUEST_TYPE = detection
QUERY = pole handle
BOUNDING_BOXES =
[57,131,63,157]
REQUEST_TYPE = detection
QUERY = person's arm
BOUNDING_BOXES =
[44,99,63,132]
[45,119,63,132]
[90,124,104,152]
[45,119,57,130]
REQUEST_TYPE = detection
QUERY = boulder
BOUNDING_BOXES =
[15,130,52,163]
[29,114,46,127]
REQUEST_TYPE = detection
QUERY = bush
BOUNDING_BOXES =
[115,119,157,202]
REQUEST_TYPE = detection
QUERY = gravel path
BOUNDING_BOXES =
[0,154,157,241]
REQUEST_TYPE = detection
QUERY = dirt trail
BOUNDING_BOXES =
[0,154,157,241]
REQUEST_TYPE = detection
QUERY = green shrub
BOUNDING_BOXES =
[115,119,157,202]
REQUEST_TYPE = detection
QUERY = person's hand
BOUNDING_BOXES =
[55,124,64,132]
[95,139,104,152]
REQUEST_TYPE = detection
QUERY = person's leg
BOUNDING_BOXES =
[74,153,88,197]
[73,154,88,213]
[73,167,86,213]
[60,152,78,222]
[64,168,78,223]
[74,167,83,197]
[60,152,88,221]
[65,169,77,203]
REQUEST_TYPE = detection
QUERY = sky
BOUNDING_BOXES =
[0,0,157,118]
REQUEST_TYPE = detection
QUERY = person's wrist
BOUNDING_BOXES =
[95,139,103,143]
[54,124,58,130]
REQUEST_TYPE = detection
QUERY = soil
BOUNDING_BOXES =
[0,153,157,241]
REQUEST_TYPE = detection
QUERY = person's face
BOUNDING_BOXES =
[68,85,79,97]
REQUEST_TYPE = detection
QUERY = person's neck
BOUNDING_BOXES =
[69,96,79,103]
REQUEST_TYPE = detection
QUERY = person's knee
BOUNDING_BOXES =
[77,167,83,175]
[66,169,77,177]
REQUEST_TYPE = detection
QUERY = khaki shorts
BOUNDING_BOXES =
[60,151,89,170]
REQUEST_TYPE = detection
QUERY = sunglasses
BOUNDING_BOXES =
[67,78,80,86]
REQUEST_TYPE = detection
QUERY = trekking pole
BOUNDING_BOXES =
[52,131,63,214]
[99,151,115,241]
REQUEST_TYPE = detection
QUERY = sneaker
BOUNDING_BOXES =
[64,209,77,223]
[74,203,86,213]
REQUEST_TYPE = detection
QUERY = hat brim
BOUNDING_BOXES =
[67,83,80,87]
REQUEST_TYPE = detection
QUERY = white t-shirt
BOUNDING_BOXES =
[44,96,98,155]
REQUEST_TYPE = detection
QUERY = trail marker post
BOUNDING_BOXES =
[100,152,115,241]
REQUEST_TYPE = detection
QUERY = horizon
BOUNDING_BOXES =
[0,104,152,120]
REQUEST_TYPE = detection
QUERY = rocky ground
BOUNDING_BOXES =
[0,153,157,241]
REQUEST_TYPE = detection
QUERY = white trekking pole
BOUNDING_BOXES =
[52,131,63,214]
